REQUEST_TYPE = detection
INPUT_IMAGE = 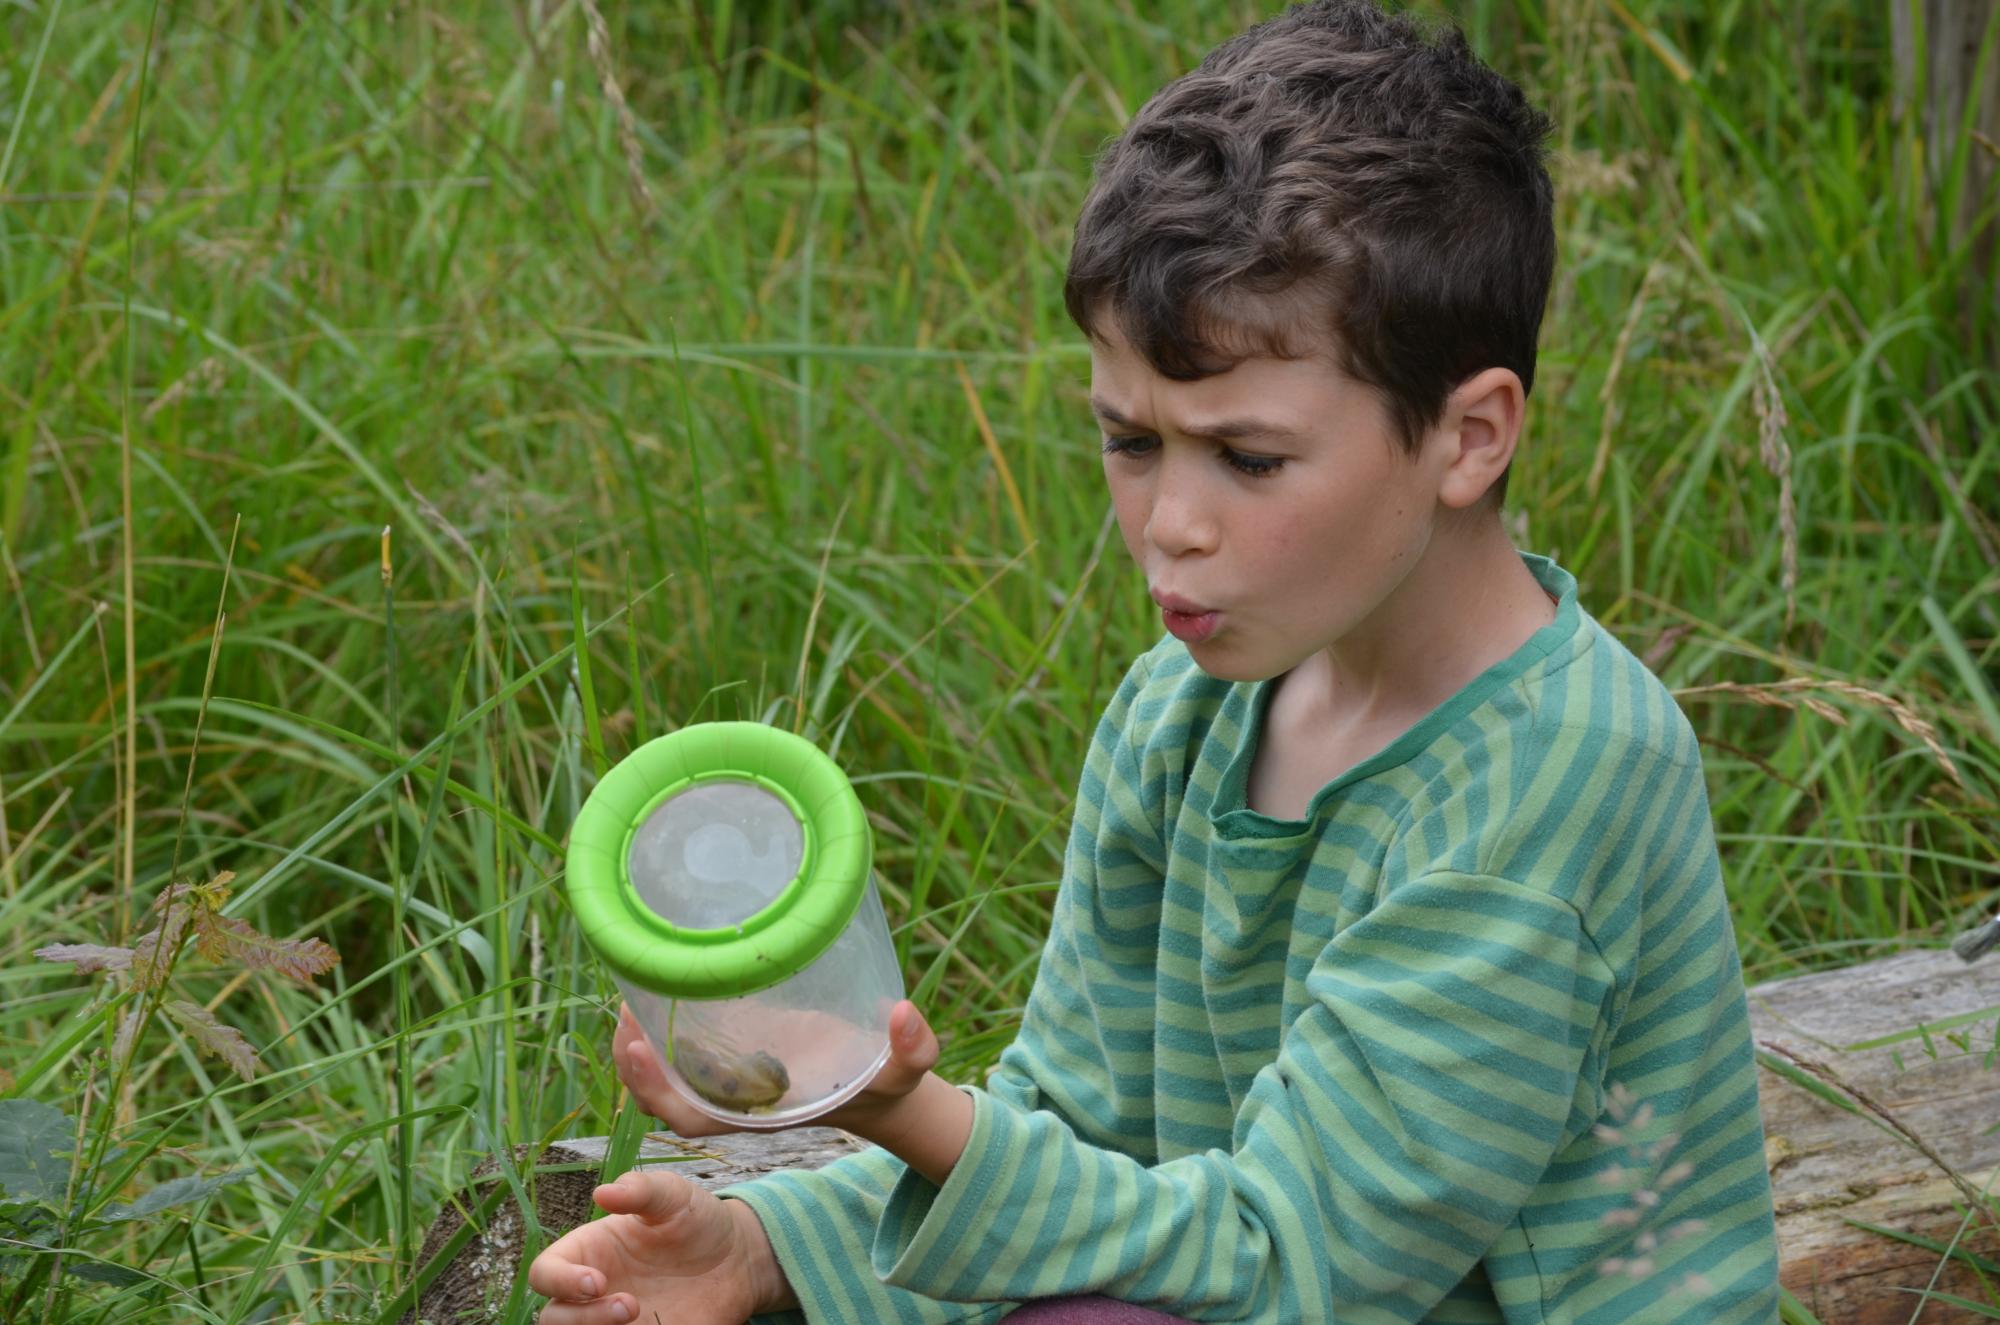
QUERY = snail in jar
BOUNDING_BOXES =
[670,1037,791,1112]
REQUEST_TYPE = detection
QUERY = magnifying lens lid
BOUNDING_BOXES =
[565,722,872,1000]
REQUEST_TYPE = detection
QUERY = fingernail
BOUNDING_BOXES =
[611,1302,633,1323]
[580,1271,601,1296]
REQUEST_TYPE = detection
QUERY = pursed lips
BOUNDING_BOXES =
[1150,589,1215,615]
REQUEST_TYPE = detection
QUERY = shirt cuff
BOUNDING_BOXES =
[722,1154,1014,1325]
[871,1085,1030,1297]
[716,1177,831,1325]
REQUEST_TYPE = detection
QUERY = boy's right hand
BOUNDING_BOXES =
[528,1168,797,1324]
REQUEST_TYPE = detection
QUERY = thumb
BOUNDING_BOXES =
[889,1000,940,1075]
[592,1169,693,1225]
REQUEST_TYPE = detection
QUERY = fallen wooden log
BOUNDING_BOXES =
[1750,946,2000,1322]
[409,946,2000,1323]
[399,1129,868,1325]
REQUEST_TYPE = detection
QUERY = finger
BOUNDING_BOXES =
[525,1245,613,1302]
[592,1168,698,1225]
[615,1024,662,1089]
[616,1036,724,1135]
[611,1014,675,1109]
[846,1001,939,1103]
[536,1294,638,1325]
[613,1005,647,1059]
[889,1000,940,1075]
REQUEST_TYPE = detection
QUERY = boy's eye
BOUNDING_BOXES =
[1100,434,1285,479]
[1100,433,1158,460]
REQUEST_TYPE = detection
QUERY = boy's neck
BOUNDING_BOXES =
[1282,512,1557,738]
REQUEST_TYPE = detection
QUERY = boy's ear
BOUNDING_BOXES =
[1433,367,1524,511]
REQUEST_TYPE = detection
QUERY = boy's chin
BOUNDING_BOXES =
[1179,637,1288,686]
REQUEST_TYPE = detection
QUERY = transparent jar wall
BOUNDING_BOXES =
[615,872,902,1130]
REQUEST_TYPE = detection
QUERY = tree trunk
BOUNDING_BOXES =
[1892,0,2000,360]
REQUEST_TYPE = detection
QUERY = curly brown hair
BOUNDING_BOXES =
[1063,0,1556,505]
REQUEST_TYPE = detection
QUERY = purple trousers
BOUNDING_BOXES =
[1005,1298,1195,1323]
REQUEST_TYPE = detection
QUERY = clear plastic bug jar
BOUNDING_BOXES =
[565,723,902,1130]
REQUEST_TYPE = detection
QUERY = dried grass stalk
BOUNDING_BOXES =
[579,0,658,227]
[1750,348,1798,635]
[141,356,224,422]
[1674,677,1965,790]
[1588,257,1667,498]
[1758,1037,2000,1240]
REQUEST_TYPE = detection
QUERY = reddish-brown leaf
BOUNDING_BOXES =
[149,880,198,915]
[127,919,186,990]
[207,916,341,986]
[130,871,240,987]
[193,919,232,963]
[162,1000,257,1082]
[34,943,135,974]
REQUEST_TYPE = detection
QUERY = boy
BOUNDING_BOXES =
[529,1,1784,1320]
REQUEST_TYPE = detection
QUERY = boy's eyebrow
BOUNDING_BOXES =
[1089,396,1300,442]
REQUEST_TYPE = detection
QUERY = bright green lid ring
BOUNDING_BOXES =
[566,722,872,1000]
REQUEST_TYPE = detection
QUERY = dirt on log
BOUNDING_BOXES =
[405,947,2000,1323]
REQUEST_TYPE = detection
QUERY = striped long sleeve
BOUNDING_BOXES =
[869,872,1613,1319]
[725,552,1781,1323]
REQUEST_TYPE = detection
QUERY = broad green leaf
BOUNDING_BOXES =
[103,1168,253,1222]
[64,1259,149,1287]
[0,1100,74,1205]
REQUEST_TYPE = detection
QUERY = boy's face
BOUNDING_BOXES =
[1089,318,1461,685]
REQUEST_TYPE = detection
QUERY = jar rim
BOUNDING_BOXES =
[566,722,872,999]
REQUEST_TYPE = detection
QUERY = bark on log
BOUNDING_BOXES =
[410,947,2000,1323]
[1751,946,2000,1322]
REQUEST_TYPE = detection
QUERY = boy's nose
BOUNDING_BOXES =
[1145,465,1218,558]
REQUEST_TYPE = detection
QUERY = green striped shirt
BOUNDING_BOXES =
[726,552,1781,1323]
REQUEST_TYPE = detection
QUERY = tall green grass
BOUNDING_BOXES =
[0,1,1994,1319]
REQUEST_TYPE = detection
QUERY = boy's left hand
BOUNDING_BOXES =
[612,1000,941,1140]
